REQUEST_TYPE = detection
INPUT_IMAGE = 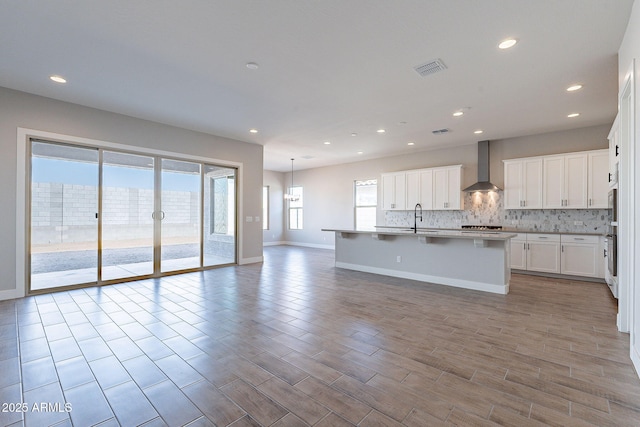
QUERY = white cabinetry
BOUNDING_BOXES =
[526,234,561,274]
[543,153,588,209]
[510,232,604,279]
[503,159,543,209]
[509,234,528,270]
[406,169,433,210]
[608,116,619,188]
[382,165,461,211]
[381,172,406,210]
[560,235,600,278]
[433,165,462,210]
[587,150,609,208]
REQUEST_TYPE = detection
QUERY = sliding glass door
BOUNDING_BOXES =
[30,141,99,290]
[160,159,202,273]
[203,165,236,266]
[101,151,155,281]
[28,140,237,292]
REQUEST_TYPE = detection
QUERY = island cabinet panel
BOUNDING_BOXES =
[433,165,462,210]
[526,234,561,274]
[543,153,588,209]
[406,169,434,210]
[503,159,542,209]
[381,172,406,210]
[587,150,609,208]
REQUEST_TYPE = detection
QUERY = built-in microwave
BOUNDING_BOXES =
[609,188,617,222]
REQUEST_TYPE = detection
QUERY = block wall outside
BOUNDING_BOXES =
[31,183,205,244]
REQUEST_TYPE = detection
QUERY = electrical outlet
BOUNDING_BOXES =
[396,255,401,263]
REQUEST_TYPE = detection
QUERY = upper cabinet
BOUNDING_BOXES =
[382,165,461,211]
[543,153,587,209]
[433,165,462,210]
[504,149,608,210]
[381,172,406,210]
[406,169,434,210]
[608,115,619,188]
[587,150,609,208]
[503,158,542,209]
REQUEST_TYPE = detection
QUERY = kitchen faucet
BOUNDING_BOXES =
[413,203,423,233]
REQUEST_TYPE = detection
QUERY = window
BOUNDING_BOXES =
[288,186,303,230]
[262,186,269,230]
[355,179,377,229]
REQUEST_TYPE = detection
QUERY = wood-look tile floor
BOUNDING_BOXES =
[1,246,639,426]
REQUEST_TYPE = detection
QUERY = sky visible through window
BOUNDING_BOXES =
[32,158,199,191]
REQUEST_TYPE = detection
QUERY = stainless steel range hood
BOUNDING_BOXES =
[463,140,501,192]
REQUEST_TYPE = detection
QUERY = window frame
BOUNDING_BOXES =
[354,179,377,229]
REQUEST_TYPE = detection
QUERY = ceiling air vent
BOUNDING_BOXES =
[414,59,447,77]
[432,128,449,135]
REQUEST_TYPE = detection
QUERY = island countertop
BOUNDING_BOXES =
[322,227,517,241]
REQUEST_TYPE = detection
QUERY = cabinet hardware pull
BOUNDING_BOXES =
[609,172,612,182]
[538,236,548,239]
[562,245,564,252]
[574,238,585,240]
[616,145,619,156]
[523,243,526,250]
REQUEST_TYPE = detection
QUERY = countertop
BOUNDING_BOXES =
[371,225,606,237]
[322,227,517,241]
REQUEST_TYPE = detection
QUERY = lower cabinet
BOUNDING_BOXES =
[560,235,601,278]
[510,233,604,279]
[527,234,561,274]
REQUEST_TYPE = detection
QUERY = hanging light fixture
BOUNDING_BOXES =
[284,158,300,201]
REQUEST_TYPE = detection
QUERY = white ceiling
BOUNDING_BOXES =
[0,1,633,172]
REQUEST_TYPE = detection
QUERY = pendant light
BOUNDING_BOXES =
[284,158,300,201]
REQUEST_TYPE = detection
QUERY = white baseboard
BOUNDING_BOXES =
[335,261,509,295]
[631,345,640,380]
[283,241,335,250]
[239,256,263,265]
[0,288,22,301]
[263,241,286,247]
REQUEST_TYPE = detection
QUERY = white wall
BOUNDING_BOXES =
[0,87,263,297]
[617,0,640,373]
[263,170,285,244]
[282,124,609,247]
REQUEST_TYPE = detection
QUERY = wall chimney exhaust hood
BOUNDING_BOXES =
[463,140,501,192]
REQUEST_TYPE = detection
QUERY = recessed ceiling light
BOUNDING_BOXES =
[407,142,415,146]
[474,130,484,134]
[453,111,464,117]
[351,133,358,137]
[498,38,517,49]
[49,75,67,84]
[249,129,258,133]
[566,84,583,92]
[323,141,331,145]
[246,62,259,70]
[357,151,363,155]
[567,113,580,118]
[377,129,386,133]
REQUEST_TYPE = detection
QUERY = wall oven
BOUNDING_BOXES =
[609,188,617,222]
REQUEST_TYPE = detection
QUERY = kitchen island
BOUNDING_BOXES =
[322,228,517,294]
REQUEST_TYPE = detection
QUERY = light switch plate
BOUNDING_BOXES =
[246,216,253,222]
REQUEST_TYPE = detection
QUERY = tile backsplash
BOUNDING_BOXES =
[384,190,610,234]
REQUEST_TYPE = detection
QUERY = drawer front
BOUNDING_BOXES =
[560,234,599,244]
[528,233,560,242]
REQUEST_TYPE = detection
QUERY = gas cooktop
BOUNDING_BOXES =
[461,225,503,231]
